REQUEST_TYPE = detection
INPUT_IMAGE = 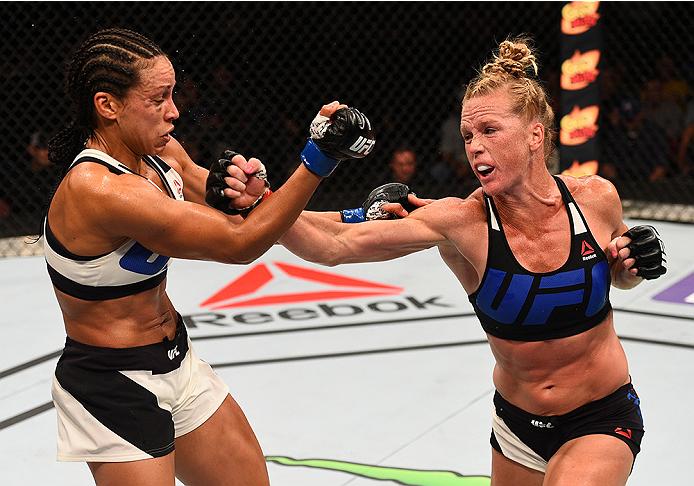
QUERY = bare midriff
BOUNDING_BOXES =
[488,313,630,416]
[55,279,178,348]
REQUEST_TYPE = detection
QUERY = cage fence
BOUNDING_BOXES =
[2,2,693,258]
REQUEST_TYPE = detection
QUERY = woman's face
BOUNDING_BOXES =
[460,89,539,194]
[118,56,179,156]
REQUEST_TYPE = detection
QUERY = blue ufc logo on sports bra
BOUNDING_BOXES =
[120,242,169,275]
[474,260,609,326]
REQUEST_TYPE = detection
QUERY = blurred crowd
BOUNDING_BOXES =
[599,54,694,187]
[4,52,694,237]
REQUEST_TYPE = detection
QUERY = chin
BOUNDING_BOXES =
[151,142,168,155]
[478,178,504,196]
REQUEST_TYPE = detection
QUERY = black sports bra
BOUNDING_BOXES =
[468,176,611,341]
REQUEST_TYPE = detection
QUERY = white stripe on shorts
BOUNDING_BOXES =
[491,408,548,473]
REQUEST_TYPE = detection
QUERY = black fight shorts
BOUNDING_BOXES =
[490,383,644,472]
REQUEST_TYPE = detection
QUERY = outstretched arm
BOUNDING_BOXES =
[284,190,432,226]
[68,102,366,265]
[279,200,450,266]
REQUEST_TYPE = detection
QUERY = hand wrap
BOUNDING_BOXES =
[340,183,416,223]
[300,107,376,177]
[205,149,270,215]
[623,225,667,280]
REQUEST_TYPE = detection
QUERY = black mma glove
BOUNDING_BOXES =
[205,149,270,215]
[300,107,376,177]
[623,225,667,280]
[340,183,417,223]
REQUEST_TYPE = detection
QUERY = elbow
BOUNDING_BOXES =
[216,243,267,266]
[231,255,259,266]
[228,248,266,265]
[299,249,346,267]
[316,255,345,267]
[223,223,284,265]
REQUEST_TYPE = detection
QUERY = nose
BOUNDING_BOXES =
[467,133,484,155]
[167,99,180,121]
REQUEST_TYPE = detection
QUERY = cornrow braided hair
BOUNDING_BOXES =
[40,28,166,237]
[463,36,555,163]
[48,28,165,169]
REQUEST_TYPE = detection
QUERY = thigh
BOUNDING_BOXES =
[543,435,633,486]
[88,453,176,486]
[174,394,270,486]
[491,448,544,486]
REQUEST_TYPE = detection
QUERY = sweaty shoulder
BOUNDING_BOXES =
[57,160,164,229]
[69,159,160,195]
[558,174,624,241]
[412,189,487,257]
[412,190,486,227]
[62,162,122,199]
[559,174,619,209]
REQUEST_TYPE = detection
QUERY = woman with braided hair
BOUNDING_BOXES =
[43,27,374,485]
[255,37,667,485]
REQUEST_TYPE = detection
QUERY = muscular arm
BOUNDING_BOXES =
[584,176,644,289]
[280,200,453,266]
[53,159,323,265]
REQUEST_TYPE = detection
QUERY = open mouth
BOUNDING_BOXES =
[162,128,174,143]
[476,164,494,177]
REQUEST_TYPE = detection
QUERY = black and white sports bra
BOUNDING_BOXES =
[44,149,184,301]
[468,176,612,341]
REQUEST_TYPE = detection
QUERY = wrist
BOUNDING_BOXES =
[340,207,366,223]
[615,269,643,289]
[300,139,340,177]
[232,188,273,216]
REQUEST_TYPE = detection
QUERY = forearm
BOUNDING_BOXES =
[234,165,323,263]
[304,211,343,222]
[280,211,348,264]
[281,210,438,266]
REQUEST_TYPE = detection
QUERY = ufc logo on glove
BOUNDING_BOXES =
[349,136,375,156]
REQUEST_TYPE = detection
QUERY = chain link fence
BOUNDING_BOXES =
[2,2,693,257]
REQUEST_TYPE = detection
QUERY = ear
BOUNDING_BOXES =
[529,121,545,153]
[93,92,121,120]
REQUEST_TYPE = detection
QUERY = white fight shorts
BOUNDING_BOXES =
[51,320,229,462]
